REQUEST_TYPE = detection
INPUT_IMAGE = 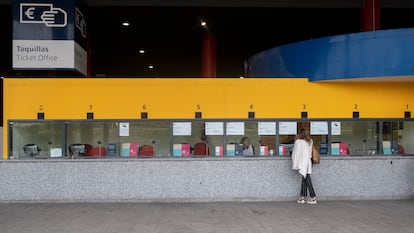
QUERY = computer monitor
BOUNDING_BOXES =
[23,144,40,157]
[69,144,86,156]
[235,144,244,155]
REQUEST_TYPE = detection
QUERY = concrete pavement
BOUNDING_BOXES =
[1,200,413,233]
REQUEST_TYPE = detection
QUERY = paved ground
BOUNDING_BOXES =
[0,200,413,233]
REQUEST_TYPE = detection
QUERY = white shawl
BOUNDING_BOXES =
[291,139,313,177]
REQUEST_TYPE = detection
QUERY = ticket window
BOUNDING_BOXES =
[257,121,277,156]
[172,121,198,156]
[259,135,276,156]
[203,122,225,156]
[277,121,328,156]
[398,121,414,155]
[382,122,401,154]
[278,121,297,156]
[331,121,378,155]
[107,121,170,157]
[381,121,414,155]
[122,121,170,157]
[9,121,65,159]
[192,122,224,156]
[225,121,258,156]
[309,121,329,155]
[171,121,226,157]
[67,121,118,157]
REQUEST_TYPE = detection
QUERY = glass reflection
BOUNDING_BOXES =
[11,122,64,159]
[7,119,414,159]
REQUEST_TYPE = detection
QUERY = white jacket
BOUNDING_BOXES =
[291,139,313,177]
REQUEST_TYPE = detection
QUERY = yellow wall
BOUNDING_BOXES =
[3,77,414,158]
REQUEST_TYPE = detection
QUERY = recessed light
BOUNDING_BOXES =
[200,19,209,31]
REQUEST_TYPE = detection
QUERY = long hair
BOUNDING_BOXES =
[297,128,311,144]
[240,136,249,144]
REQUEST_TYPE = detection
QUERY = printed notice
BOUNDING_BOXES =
[205,122,224,135]
[173,122,192,136]
[279,122,297,135]
[331,121,341,135]
[258,122,276,135]
[310,121,328,135]
[226,122,244,135]
[119,122,129,136]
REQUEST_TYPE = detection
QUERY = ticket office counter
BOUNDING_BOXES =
[7,119,414,160]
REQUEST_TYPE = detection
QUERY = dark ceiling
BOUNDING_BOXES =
[1,0,414,127]
[2,0,414,7]
[1,1,414,78]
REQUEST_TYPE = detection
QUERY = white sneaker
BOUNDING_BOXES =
[297,198,305,204]
[307,198,317,204]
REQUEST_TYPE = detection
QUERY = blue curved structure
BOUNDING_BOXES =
[246,28,414,81]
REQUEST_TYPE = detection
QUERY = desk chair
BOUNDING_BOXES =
[139,145,155,156]
[88,146,107,156]
[193,142,209,156]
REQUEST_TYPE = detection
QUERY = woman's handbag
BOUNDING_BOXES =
[312,146,320,164]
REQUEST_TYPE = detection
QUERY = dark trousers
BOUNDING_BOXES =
[300,174,316,198]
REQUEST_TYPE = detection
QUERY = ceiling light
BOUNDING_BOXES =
[121,21,130,27]
[139,49,145,54]
[200,19,209,32]
[148,65,154,69]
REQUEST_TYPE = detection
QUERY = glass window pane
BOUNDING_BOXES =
[331,121,378,155]
[278,121,302,156]
[386,121,414,155]
[400,121,414,154]
[310,121,329,156]
[278,121,326,156]
[172,121,216,156]
[119,121,170,157]
[258,121,276,156]
[172,121,196,156]
[225,121,258,156]
[204,122,225,156]
[11,122,64,159]
[382,122,401,154]
[67,121,118,157]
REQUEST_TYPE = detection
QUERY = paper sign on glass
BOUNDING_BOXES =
[173,122,192,136]
[226,122,245,135]
[279,122,297,135]
[331,121,341,135]
[119,122,129,136]
[310,121,328,135]
[258,122,276,135]
[205,122,224,135]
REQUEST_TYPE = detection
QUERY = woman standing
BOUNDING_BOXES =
[291,129,317,204]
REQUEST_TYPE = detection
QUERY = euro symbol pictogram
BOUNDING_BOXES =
[24,7,35,19]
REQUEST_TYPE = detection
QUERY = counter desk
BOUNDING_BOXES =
[1,155,413,202]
